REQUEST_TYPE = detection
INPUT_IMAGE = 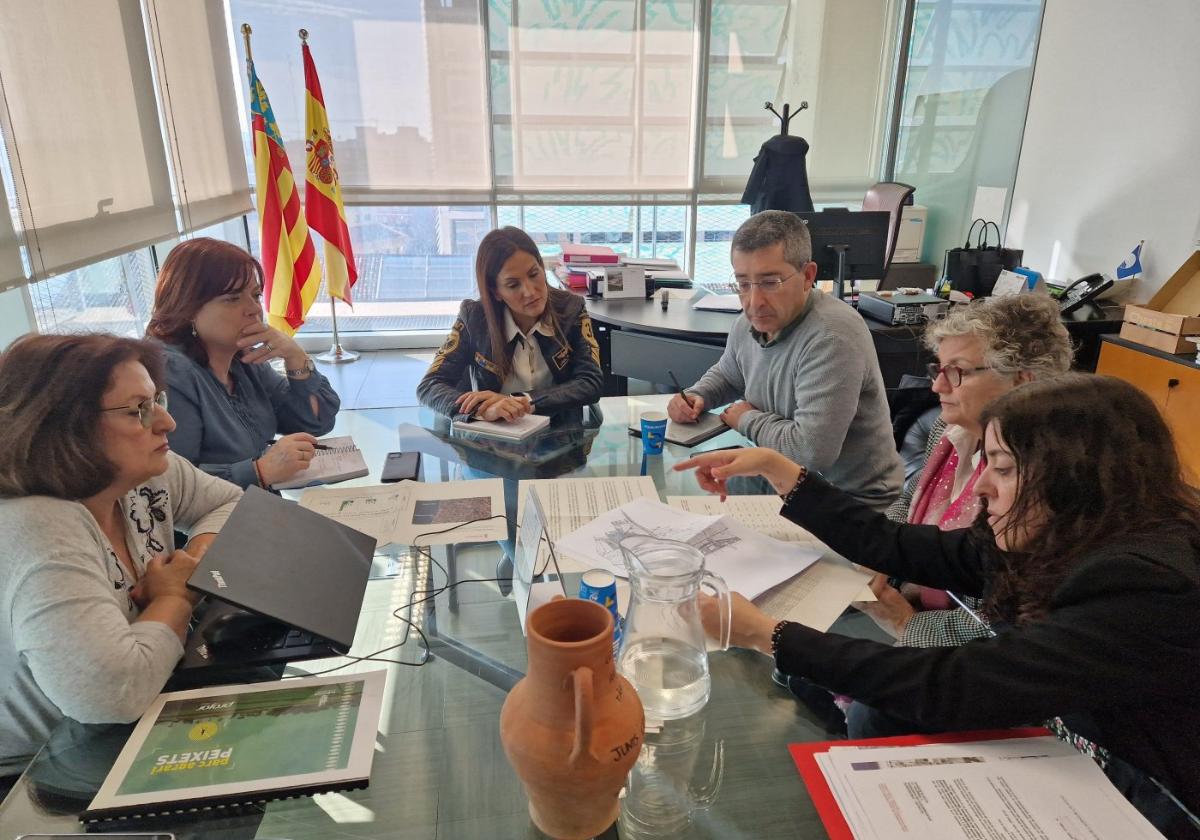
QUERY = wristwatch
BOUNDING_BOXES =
[286,358,316,378]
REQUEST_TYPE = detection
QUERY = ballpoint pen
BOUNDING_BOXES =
[667,369,694,410]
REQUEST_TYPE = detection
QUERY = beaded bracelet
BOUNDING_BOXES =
[770,619,791,659]
[780,465,809,507]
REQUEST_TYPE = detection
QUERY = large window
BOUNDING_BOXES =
[892,0,1044,262]
[218,0,904,334]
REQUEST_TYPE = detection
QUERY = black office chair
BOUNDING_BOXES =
[863,181,916,271]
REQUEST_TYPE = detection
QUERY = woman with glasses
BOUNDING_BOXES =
[858,294,1072,648]
[0,334,242,784]
[417,226,603,420]
[145,238,340,490]
[676,375,1200,835]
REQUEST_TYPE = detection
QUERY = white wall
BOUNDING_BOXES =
[1006,0,1200,298]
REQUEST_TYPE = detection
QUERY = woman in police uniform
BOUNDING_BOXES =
[417,226,604,420]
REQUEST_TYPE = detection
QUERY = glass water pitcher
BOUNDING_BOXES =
[616,535,731,721]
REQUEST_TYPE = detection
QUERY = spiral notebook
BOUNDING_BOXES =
[272,435,368,490]
[83,671,386,822]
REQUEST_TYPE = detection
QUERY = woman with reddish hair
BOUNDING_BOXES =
[146,238,340,489]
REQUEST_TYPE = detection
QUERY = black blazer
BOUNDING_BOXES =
[417,289,604,417]
[775,474,1200,817]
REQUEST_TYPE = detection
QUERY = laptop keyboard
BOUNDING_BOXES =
[701,281,740,295]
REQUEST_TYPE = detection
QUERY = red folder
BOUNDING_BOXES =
[561,244,620,265]
[789,727,1051,840]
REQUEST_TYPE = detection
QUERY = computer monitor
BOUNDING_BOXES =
[795,210,889,300]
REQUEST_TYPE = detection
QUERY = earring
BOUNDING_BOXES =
[190,323,198,337]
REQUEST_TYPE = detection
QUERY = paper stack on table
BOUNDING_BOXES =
[556,496,820,600]
[800,735,1166,840]
[668,495,875,631]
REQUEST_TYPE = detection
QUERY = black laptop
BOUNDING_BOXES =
[175,486,376,680]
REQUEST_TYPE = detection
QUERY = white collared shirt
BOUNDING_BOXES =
[501,308,554,394]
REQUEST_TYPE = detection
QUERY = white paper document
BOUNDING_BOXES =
[557,497,819,599]
[518,477,658,572]
[667,495,818,543]
[668,495,874,630]
[820,736,1166,840]
[299,479,506,547]
[692,293,742,312]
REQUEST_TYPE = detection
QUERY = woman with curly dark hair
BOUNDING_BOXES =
[677,374,1200,835]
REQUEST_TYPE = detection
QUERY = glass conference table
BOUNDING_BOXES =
[0,397,876,839]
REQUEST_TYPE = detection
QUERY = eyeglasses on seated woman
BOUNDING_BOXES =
[0,334,242,783]
[675,374,1200,836]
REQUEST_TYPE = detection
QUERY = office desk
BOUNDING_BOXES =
[586,292,931,394]
[586,293,1123,395]
[0,398,865,839]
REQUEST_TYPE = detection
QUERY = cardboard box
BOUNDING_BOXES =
[1120,251,1200,354]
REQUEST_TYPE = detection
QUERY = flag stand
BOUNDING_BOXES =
[317,297,358,363]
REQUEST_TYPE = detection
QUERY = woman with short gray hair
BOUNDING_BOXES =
[858,293,1073,648]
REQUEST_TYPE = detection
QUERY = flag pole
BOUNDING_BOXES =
[297,27,358,364]
[318,296,358,363]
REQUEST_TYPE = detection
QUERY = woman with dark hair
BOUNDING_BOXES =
[417,226,603,420]
[146,238,340,489]
[677,374,1200,833]
[0,334,241,782]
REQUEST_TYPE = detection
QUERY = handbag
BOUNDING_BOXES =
[942,219,1024,297]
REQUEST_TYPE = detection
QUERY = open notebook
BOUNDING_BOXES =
[626,394,728,446]
[272,435,368,490]
[452,412,550,441]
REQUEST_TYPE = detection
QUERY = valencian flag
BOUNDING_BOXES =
[246,55,320,333]
[302,39,357,305]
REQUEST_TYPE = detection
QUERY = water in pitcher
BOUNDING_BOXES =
[619,636,711,720]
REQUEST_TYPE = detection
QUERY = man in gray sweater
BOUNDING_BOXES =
[669,211,901,509]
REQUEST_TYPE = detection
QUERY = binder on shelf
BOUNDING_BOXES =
[561,244,620,265]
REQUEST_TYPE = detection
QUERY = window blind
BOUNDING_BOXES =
[145,0,253,233]
[230,0,493,202]
[0,173,25,292]
[0,0,178,279]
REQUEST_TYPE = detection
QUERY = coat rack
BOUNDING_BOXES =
[764,100,808,136]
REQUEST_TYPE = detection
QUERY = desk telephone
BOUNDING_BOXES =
[1056,273,1113,318]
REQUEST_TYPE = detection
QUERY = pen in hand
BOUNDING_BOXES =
[667,369,695,411]
[313,443,330,451]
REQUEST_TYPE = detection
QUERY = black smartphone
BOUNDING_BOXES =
[381,451,421,483]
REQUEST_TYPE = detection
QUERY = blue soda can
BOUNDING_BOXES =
[579,568,622,654]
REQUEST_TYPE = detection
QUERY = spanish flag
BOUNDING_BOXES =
[302,41,357,305]
[246,58,320,334]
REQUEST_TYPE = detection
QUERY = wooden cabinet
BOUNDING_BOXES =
[1097,338,1200,484]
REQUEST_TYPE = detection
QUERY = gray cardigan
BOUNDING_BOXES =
[163,344,340,488]
[688,290,902,510]
[0,454,241,775]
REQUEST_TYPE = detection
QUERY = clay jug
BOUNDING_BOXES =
[500,598,645,839]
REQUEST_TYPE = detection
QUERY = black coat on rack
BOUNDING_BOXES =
[741,100,814,214]
[741,134,814,214]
